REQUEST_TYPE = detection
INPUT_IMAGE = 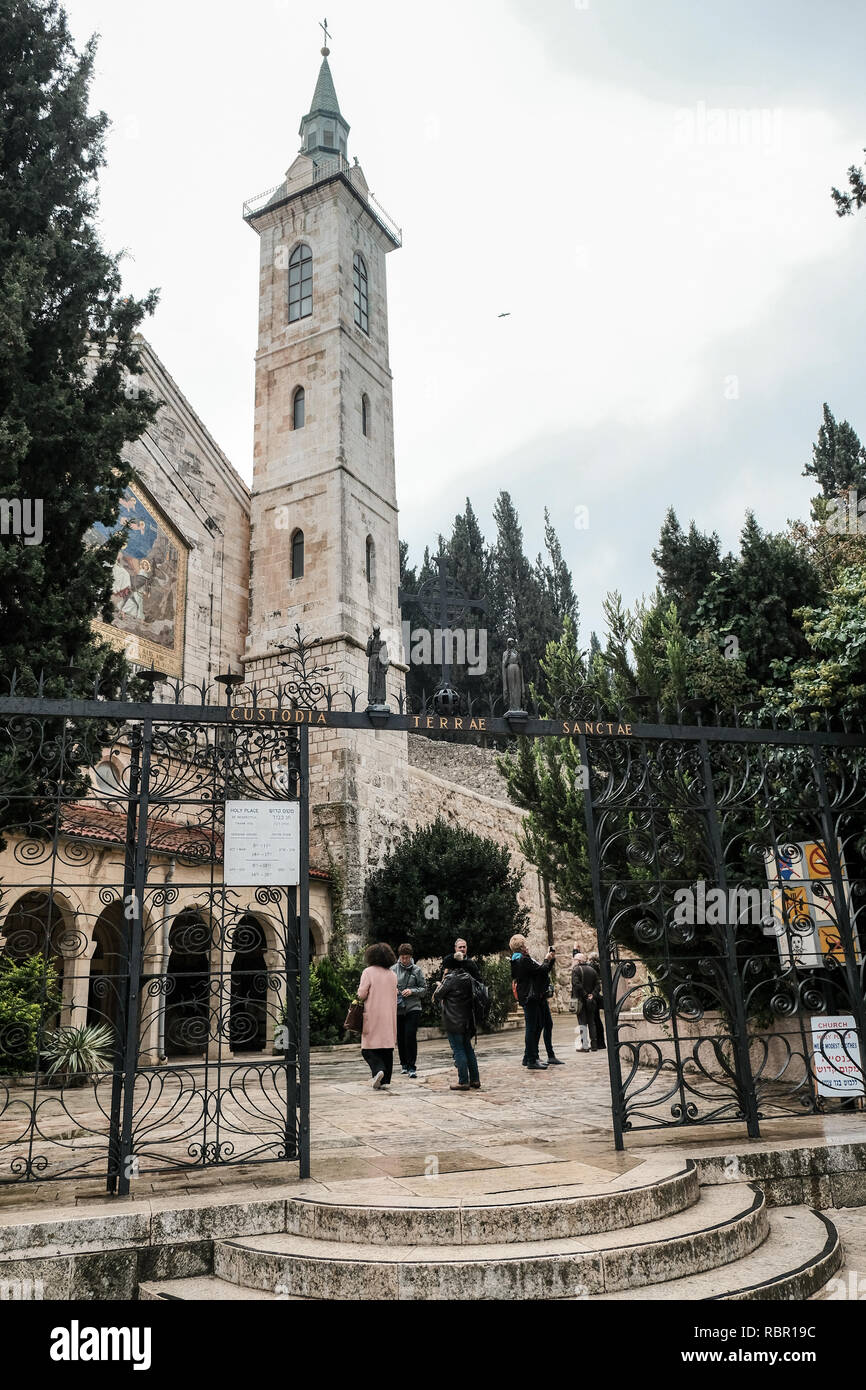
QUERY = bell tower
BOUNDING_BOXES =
[243,34,408,944]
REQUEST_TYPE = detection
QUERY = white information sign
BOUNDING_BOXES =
[811,1015,865,1098]
[224,802,300,887]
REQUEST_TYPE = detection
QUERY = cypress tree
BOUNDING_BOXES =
[803,403,866,500]
[0,0,158,699]
[652,508,722,629]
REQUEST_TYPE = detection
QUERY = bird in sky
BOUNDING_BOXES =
[498,312,511,318]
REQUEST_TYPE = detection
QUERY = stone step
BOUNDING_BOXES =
[139,1275,290,1301]
[210,1185,767,1300]
[286,1160,699,1246]
[592,1207,842,1302]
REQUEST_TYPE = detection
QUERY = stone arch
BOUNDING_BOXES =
[309,915,325,960]
[228,913,269,1054]
[86,899,125,1035]
[0,890,78,1027]
[164,909,212,1058]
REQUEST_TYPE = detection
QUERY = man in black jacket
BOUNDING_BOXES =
[572,951,603,1051]
[435,953,481,1091]
[441,937,481,982]
[510,934,556,1071]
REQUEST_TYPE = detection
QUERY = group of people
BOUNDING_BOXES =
[353,934,604,1094]
[355,938,481,1092]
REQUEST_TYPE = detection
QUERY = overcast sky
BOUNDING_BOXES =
[65,0,866,640]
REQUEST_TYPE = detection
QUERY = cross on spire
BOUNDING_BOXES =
[400,551,487,690]
[319,16,331,53]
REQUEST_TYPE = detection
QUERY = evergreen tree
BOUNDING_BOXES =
[652,509,722,628]
[540,508,578,628]
[448,499,489,611]
[0,0,157,699]
[803,404,866,500]
[490,491,558,697]
[766,564,866,723]
[693,513,821,689]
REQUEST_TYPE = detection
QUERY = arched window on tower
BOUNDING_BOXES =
[293,387,306,431]
[366,535,375,586]
[291,530,305,580]
[288,243,313,322]
[361,394,370,438]
[353,252,369,334]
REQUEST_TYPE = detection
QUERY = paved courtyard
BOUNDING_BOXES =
[3,1017,866,1213]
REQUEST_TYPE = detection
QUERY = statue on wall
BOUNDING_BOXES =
[367,627,390,710]
[502,635,526,715]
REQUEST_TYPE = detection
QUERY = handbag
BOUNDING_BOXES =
[343,998,364,1033]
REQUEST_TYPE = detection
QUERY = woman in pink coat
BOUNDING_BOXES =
[357,943,398,1090]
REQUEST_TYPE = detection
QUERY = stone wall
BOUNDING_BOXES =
[407,735,594,1010]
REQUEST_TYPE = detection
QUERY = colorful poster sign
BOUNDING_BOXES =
[763,840,859,969]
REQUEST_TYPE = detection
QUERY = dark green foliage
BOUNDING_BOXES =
[832,151,866,218]
[803,404,866,501]
[308,954,363,1046]
[402,494,575,712]
[653,508,822,694]
[479,955,515,1033]
[766,563,866,722]
[0,0,157,841]
[652,509,723,629]
[365,818,529,961]
[0,952,60,1073]
[691,513,822,690]
[0,0,158,699]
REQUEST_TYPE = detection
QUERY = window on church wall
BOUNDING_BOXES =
[292,386,305,431]
[353,252,369,334]
[291,530,305,580]
[324,127,335,149]
[288,243,313,322]
[366,536,375,586]
[362,394,370,438]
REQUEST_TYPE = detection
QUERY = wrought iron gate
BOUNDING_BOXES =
[0,693,310,1191]
[579,720,866,1149]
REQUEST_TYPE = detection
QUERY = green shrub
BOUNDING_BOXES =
[479,955,515,1033]
[309,954,365,1046]
[365,818,529,960]
[0,954,61,1074]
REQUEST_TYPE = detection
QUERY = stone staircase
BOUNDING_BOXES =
[139,1160,842,1301]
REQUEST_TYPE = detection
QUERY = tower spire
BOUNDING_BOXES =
[299,22,349,164]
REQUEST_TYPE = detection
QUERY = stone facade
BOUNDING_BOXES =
[122,343,250,689]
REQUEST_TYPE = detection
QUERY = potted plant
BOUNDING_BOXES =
[41,1024,114,1088]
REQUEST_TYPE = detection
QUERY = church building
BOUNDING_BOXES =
[0,42,586,1060]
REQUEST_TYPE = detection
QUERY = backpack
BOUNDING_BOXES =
[469,975,491,1030]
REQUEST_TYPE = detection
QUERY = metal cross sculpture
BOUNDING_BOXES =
[319,17,332,49]
[400,551,487,715]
